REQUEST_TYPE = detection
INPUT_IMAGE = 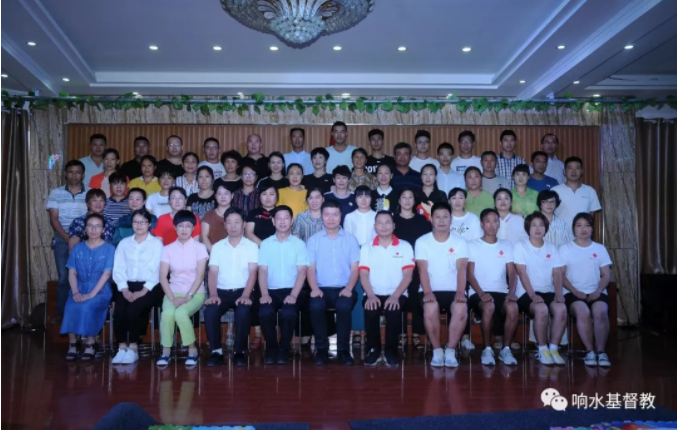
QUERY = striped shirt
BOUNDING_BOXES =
[496,154,526,189]
[174,175,199,197]
[232,188,260,218]
[46,185,89,233]
[292,210,324,242]
[103,197,131,223]
[544,215,572,246]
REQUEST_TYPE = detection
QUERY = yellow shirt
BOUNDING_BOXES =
[278,187,308,219]
[128,177,162,195]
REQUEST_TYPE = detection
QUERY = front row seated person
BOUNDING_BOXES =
[359,211,414,367]
[416,202,469,368]
[62,214,115,361]
[514,212,567,366]
[467,209,519,366]
[561,213,612,367]
[258,206,309,365]
[205,207,258,367]
[156,210,208,368]
[307,200,360,366]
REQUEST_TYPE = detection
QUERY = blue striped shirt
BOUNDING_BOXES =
[103,197,131,223]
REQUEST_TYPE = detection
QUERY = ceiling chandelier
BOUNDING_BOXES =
[221,0,375,45]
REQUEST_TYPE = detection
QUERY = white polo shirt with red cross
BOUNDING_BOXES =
[358,235,415,297]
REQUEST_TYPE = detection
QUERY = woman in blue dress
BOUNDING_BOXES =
[61,213,115,361]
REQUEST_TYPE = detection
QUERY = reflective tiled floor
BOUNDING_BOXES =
[2,329,676,430]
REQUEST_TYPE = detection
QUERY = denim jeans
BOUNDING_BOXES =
[203,289,251,354]
[351,279,365,331]
[53,237,70,316]
[309,287,357,352]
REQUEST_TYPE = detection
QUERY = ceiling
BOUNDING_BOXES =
[2,0,677,98]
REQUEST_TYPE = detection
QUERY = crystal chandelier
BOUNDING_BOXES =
[221,0,375,45]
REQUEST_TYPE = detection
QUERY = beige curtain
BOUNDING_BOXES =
[636,118,677,275]
[1,109,31,328]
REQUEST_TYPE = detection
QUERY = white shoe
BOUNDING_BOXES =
[537,349,554,365]
[480,346,496,366]
[430,348,445,367]
[597,352,611,367]
[112,349,127,364]
[444,348,459,368]
[550,348,566,365]
[120,349,139,364]
[499,347,518,365]
[583,351,598,366]
[461,338,475,351]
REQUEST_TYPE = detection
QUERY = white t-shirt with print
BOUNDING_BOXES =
[513,239,564,297]
[468,238,513,295]
[451,212,483,241]
[559,241,612,295]
[415,232,469,292]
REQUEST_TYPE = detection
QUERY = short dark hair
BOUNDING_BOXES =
[290,127,305,138]
[131,208,152,224]
[375,210,393,221]
[431,201,452,217]
[305,187,325,200]
[272,205,293,218]
[134,136,149,146]
[524,212,549,235]
[500,130,517,141]
[237,158,258,176]
[213,182,234,195]
[354,185,371,196]
[393,142,412,156]
[537,190,561,209]
[332,165,352,179]
[480,208,500,222]
[140,155,157,166]
[331,121,348,132]
[182,152,199,163]
[464,166,482,178]
[493,188,513,201]
[197,165,214,179]
[168,186,187,200]
[572,212,595,234]
[458,130,475,143]
[258,185,279,201]
[415,130,431,141]
[448,187,467,199]
[368,129,384,140]
[268,151,286,165]
[128,187,147,200]
[287,163,304,175]
[102,148,120,161]
[321,199,341,213]
[86,188,106,203]
[351,147,368,159]
[437,142,454,155]
[421,163,438,176]
[65,159,85,173]
[203,137,219,147]
[564,156,583,168]
[109,171,127,185]
[173,209,196,227]
[376,163,392,175]
[221,150,242,166]
[311,147,330,160]
[512,164,530,177]
[166,135,183,146]
[531,151,548,163]
[541,133,559,145]
[224,207,245,222]
[85,213,106,228]
[90,133,107,145]
[481,150,497,161]
[157,168,176,180]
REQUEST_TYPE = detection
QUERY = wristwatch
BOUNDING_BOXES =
[187,292,194,298]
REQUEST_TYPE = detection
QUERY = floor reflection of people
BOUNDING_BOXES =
[159,370,202,425]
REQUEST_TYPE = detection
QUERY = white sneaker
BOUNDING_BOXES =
[112,349,127,364]
[481,347,496,365]
[550,348,566,365]
[537,349,555,365]
[597,352,611,367]
[430,348,445,367]
[499,347,518,365]
[120,349,139,364]
[444,348,459,368]
[461,338,475,351]
[584,351,598,367]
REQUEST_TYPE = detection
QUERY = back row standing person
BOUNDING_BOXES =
[198,137,226,179]
[120,136,150,180]
[283,128,314,175]
[436,142,465,196]
[244,134,270,179]
[409,130,440,172]
[450,130,482,174]
[364,129,395,175]
[79,134,107,185]
[326,121,357,172]
[156,135,186,178]
[495,130,526,189]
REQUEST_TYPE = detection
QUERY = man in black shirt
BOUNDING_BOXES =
[391,142,422,193]
[365,129,395,175]
[156,135,185,178]
[244,134,269,179]
[302,147,334,194]
[120,136,150,180]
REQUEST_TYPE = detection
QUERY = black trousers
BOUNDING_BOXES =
[259,288,308,351]
[309,287,357,352]
[364,295,408,353]
[114,282,164,344]
[406,270,425,334]
[203,289,251,354]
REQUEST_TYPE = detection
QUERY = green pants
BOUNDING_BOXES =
[160,293,206,348]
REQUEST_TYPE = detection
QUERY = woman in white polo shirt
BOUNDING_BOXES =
[560,212,612,368]
[513,212,567,366]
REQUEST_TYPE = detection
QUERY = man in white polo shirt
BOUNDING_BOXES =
[552,156,601,229]
[258,205,309,365]
[359,211,414,367]
[284,128,314,175]
[205,207,259,367]
[467,208,519,366]
[416,202,469,368]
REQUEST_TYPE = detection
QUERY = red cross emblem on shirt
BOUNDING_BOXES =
[546,254,551,259]
[449,248,455,253]
[499,250,504,256]
[592,253,598,258]
[395,252,400,256]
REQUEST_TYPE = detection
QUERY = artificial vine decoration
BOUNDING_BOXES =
[2,90,675,115]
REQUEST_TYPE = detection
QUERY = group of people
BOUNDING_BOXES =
[47,122,611,369]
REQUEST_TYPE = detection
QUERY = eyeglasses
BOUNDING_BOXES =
[170,197,186,201]
[87,224,104,230]
[242,173,256,178]
[132,221,149,226]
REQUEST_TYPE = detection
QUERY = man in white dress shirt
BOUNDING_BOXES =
[436,143,465,195]
[552,156,601,229]
[541,134,566,185]
[283,128,314,175]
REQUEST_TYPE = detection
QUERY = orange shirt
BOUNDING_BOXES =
[151,213,201,245]
[89,172,130,196]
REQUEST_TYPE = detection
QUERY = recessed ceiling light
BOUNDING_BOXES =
[269,46,279,51]
[593,94,600,97]
[397,46,407,51]
[557,45,566,50]
[462,47,472,52]
[213,46,222,51]
[333,46,342,51]
[1,73,8,78]
[132,92,139,95]
[573,81,580,84]
[341,93,350,97]
[27,41,37,47]
[237,92,244,97]
[624,45,634,50]
[62,78,70,82]
[149,45,159,50]
[519,80,526,84]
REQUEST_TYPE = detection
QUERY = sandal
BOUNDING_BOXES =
[250,336,262,349]
[80,343,97,361]
[399,334,408,348]
[65,343,79,361]
[412,336,423,349]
